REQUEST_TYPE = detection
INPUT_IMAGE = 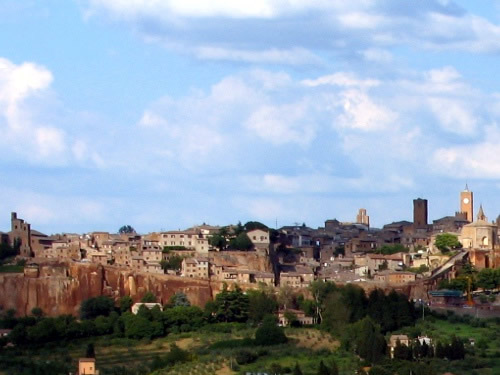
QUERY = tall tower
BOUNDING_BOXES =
[356,208,370,227]
[413,198,428,230]
[460,184,474,222]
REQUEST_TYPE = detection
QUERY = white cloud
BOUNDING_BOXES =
[433,125,500,178]
[361,48,393,63]
[337,11,386,29]
[244,101,316,146]
[0,57,101,166]
[302,72,380,88]
[195,46,323,66]
[0,57,53,131]
[84,0,500,65]
[336,89,396,131]
[35,127,66,157]
[428,97,478,135]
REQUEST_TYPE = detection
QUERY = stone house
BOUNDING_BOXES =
[247,229,270,252]
[91,252,108,266]
[78,358,99,375]
[160,230,210,253]
[277,309,314,326]
[366,252,409,274]
[181,257,210,278]
[131,256,144,272]
[144,262,163,274]
[280,266,314,288]
[374,270,416,285]
[142,246,162,263]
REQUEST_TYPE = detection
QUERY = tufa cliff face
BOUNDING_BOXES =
[0,261,215,317]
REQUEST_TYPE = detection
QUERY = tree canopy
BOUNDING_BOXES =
[141,292,157,303]
[435,233,462,253]
[229,232,253,251]
[209,284,249,323]
[80,296,115,320]
[118,225,136,234]
[255,315,287,346]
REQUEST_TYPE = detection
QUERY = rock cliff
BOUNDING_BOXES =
[0,261,216,316]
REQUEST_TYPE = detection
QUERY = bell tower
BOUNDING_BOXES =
[460,184,473,222]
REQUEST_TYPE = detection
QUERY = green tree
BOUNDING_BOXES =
[369,366,391,375]
[341,284,367,323]
[449,336,465,360]
[247,288,278,323]
[393,340,412,360]
[168,292,191,307]
[229,232,253,250]
[244,221,268,231]
[317,360,330,375]
[309,280,338,322]
[121,313,154,339]
[141,291,157,303]
[375,244,407,255]
[137,304,153,320]
[119,296,133,313]
[213,284,249,322]
[330,359,339,375]
[293,363,303,375]
[255,315,287,346]
[160,255,183,272]
[86,343,95,358]
[438,277,468,292]
[477,268,499,291]
[321,291,351,334]
[31,307,44,319]
[118,225,135,234]
[346,317,386,364]
[80,296,115,320]
[209,233,227,251]
[435,233,462,253]
[163,306,205,331]
[94,315,112,335]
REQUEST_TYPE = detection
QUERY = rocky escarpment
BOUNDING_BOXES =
[0,261,216,317]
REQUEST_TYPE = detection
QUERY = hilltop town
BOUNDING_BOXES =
[2,185,499,300]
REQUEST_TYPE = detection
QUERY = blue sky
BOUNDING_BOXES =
[1,0,500,234]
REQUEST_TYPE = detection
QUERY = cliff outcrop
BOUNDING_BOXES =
[0,261,215,317]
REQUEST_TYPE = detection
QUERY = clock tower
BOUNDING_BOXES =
[460,184,473,222]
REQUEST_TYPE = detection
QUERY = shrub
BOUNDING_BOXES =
[255,315,287,346]
[235,349,258,365]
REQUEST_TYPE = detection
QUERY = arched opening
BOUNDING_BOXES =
[482,236,489,247]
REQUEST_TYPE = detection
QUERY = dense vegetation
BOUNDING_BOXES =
[1,281,499,375]
[439,262,500,294]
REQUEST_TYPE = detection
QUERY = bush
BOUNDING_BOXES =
[255,315,287,346]
[235,349,258,364]
[210,338,255,349]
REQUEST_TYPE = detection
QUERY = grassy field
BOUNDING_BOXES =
[394,315,500,375]
[4,317,500,375]
[0,327,358,375]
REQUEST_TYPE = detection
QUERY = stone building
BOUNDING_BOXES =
[460,206,499,269]
[413,198,428,230]
[356,208,370,227]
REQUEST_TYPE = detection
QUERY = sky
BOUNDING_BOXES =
[1,0,500,234]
